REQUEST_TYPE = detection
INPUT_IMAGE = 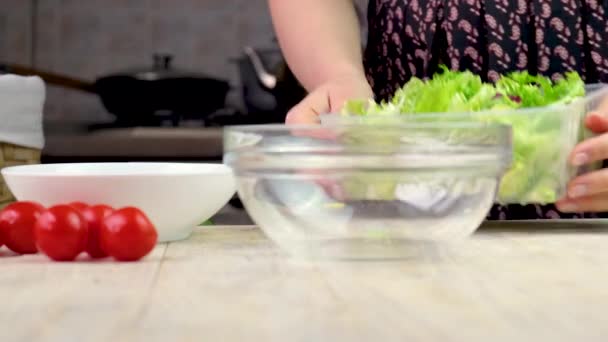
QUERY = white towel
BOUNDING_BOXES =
[0,74,45,149]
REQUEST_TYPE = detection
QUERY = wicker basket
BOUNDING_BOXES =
[0,142,41,206]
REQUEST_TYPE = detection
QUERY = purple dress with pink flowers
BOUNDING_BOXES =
[363,0,608,220]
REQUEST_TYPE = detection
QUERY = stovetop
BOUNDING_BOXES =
[85,108,282,131]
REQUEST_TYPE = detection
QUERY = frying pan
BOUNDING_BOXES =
[0,54,231,125]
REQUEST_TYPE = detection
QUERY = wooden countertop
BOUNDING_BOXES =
[2,222,608,342]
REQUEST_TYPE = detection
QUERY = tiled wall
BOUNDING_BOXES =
[0,0,33,65]
[0,0,368,123]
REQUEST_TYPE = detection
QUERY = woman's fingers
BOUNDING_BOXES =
[569,132,608,166]
[558,168,608,212]
[588,92,608,133]
[566,168,608,198]
[585,112,608,134]
[556,193,608,213]
[559,99,608,212]
[286,74,374,125]
[576,96,608,162]
[285,89,328,125]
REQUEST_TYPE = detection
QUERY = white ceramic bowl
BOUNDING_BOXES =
[1,162,235,242]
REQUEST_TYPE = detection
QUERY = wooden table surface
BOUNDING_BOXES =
[2,222,608,342]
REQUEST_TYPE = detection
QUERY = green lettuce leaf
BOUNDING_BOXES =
[339,67,587,204]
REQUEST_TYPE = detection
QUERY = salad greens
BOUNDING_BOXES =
[340,67,587,204]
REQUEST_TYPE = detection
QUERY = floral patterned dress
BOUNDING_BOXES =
[363,0,608,220]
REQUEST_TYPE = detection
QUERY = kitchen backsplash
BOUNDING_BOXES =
[0,0,368,123]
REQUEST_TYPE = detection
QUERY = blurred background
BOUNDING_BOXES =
[0,0,368,163]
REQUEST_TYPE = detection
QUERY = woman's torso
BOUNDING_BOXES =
[363,0,608,220]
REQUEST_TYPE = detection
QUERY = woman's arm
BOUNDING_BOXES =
[268,0,366,91]
[268,0,373,124]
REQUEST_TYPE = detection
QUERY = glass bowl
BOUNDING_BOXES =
[224,123,512,259]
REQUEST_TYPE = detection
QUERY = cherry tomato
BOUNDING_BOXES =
[35,205,88,261]
[100,207,157,261]
[0,201,45,254]
[81,204,114,258]
[68,202,89,212]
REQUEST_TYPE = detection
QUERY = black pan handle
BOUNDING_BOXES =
[0,63,97,93]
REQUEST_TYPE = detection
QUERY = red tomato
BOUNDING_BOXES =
[68,202,89,212]
[81,204,114,258]
[35,205,88,261]
[100,207,158,261]
[0,201,45,254]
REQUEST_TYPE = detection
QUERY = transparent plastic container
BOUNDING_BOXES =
[320,84,608,204]
[224,123,512,259]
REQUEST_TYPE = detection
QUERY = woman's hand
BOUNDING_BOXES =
[557,106,608,212]
[285,72,374,124]
[284,72,373,201]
